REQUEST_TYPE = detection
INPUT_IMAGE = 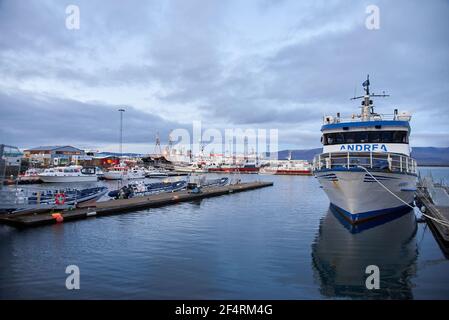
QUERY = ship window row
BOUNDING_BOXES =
[322,131,409,145]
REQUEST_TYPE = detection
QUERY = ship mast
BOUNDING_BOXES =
[350,75,389,121]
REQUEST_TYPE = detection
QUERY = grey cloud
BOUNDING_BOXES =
[0,0,448,150]
[0,89,184,148]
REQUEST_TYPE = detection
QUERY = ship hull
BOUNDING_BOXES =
[314,169,416,223]
[103,172,126,180]
[208,167,259,173]
[38,175,98,183]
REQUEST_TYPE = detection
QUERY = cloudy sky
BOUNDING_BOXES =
[0,0,448,153]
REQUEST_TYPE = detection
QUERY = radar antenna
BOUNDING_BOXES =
[350,75,390,121]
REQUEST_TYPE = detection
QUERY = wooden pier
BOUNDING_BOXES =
[0,181,273,228]
[415,183,449,250]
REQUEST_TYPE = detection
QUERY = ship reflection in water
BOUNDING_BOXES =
[311,207,418,299]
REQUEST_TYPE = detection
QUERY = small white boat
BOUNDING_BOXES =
[38,166,98,183]
[127,167,146,179]
[174,163,208,173]
[18,168,43,184]
[103,165,146,180]
[103,165,128,180]
[145,167,170,178]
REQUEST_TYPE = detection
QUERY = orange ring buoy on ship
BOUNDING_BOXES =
[55,193,66,205]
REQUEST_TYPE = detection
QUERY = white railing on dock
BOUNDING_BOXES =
[313,152,417,174]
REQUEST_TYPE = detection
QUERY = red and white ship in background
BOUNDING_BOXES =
[259,151,312,176]
[207,160,260,174]
[151,133,311,175]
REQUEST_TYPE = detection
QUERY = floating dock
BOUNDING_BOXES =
[0,181,273,228]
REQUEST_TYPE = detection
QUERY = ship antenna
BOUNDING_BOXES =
[364,74,370,95]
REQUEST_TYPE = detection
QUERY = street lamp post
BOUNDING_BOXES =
[118,108,125,157]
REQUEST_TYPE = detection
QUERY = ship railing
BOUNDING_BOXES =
[324,113,402,124]
[313,152,417,175]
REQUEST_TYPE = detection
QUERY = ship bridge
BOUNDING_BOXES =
[320,75,412,157]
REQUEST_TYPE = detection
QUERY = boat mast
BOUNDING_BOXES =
[350,75,389,121]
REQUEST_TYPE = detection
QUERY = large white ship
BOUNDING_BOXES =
[313,76,417,223]
[38,165,98,183]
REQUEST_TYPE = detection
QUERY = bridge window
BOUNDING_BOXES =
[323,131,408,145]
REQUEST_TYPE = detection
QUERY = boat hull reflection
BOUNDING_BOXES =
[312,207,418,299]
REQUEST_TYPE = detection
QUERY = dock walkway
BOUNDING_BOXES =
[416,185,449,245]
[0,181,273,228]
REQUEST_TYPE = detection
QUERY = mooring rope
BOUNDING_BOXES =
[357,165,449,228]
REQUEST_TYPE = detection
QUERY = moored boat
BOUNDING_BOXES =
[207,161,260,174]
[18,168,43,184]
[38,166,99,183]
[145,167,170,178]
[259,155,312,176]
[174,163,208,173]
[25,186,108,205]
[103,164,145,180]
[188,177,229,188]
[2,186,108,213]
[108,180,187,199]
[127,166,146,179]
[313,76,417,223]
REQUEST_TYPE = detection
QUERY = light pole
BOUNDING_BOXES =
[118,108,125,157]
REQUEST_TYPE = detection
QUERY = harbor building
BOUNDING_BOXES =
[23,146,85,166]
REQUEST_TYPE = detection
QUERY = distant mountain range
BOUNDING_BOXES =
[272,147,449,166]
[96,152,145,157]
[97,148,449,166]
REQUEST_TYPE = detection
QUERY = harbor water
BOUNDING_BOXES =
[1,168,449,299]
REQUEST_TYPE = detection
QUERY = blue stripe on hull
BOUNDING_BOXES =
[330,202,414,224]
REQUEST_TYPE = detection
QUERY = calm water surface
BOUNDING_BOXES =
[1,168,448,299]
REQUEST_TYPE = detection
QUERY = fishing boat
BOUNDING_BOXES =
[105,165,160,180]
[259,161,312,175]
[259,153,312,175]
[313,76,417,223]
[18,168,43,184]
[173,163,208,173]
[108,180,187,199]
[103,165,126,180]
[207,161,260,173]
[38,165,99,183]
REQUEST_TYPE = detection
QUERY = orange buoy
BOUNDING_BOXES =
[52,213,64,223]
